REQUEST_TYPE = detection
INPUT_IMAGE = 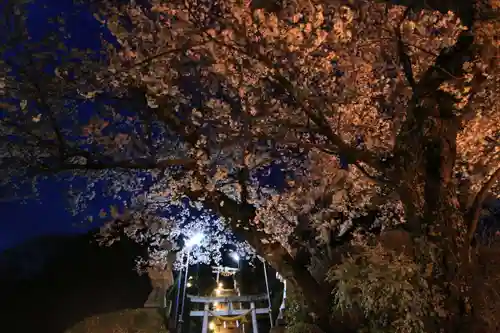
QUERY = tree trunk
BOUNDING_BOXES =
[389,11,479,332]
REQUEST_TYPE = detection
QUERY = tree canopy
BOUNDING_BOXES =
[1,0,500,332]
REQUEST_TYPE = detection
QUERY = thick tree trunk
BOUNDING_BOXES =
[388,7,481,332]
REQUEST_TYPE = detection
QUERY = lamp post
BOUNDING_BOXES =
[263,261,274,328]
[256,255,274,328]
[230,252,240,292]
[177,233,204,333]
[173,268,182,325]
[230,252,240,267]
[230,252,243,331]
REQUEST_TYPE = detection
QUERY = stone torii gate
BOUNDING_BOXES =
[187,294,270,333]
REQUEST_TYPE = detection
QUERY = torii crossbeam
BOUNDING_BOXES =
[187,294,269,333]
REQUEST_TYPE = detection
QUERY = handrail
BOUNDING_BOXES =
[187,293,268,303]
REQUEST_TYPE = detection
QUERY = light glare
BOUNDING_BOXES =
[230,252,240,261]
[186,233,204,247]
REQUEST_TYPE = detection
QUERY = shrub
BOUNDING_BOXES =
[327,237,445,333]
[64,308,169,333]
[285,322,324,333]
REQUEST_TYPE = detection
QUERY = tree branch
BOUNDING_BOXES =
[269,71,383,169]
[27,57,68,161]
[353,161,392,185]
[466,166,500,244]
[204,33,385,173]
[43,155,197,172]
[185,187,332,330]
[148,89,328,313]
[335,0,475,26]
[395,7,416,90]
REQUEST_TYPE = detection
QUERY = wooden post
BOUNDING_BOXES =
[250,302,258,333]
[202,304,209,333]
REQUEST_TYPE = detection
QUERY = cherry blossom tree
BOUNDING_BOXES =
[0,0,256,271]
[2,0,500,332]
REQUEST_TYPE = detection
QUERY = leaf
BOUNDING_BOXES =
[110,205,120,219]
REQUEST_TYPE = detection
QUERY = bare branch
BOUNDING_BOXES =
[353,161,392,185]
[42,156,197,173]
[395,7,416,90]
[466,166,500,244]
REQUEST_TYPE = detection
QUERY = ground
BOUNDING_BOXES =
[64,308,169,333]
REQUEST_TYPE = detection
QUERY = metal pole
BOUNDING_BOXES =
[233,269,238,291]
[202,303,209,333]
[250,302,259,333]
[178,249,191,333]
[262,261,273,327]
[235,261,241,294]
[173,267,183,325]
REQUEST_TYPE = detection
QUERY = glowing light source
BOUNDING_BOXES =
[215,289,221,295]
[187,282,193,288]
[230,252,240,261]
[186,233,204,248]
[209,321,216,330]
[218,282,223,288]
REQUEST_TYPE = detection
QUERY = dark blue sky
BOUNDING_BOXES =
[0,191,105,251]
[0,0,292,252]
[0,0,115,251]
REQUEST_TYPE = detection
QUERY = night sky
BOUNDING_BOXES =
[0,0,116,251]
[0,0,292,253]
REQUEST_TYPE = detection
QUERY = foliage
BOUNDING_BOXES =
[285,322,324,333]
[97,204,255,270]
[474,242,500,332]
[327,236,446,333]
[73,0,499,263]
[283,283,310,328]
[281,283,325,333]
[64,308,169,333]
